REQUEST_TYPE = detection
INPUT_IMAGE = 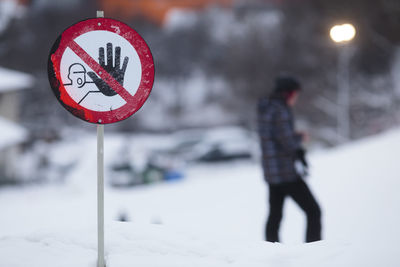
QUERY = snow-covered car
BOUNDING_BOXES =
[150,126,259,165]
[108,134,185,187]
[109,155,185,187]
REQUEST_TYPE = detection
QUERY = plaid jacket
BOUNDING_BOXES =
[257,97,302,184]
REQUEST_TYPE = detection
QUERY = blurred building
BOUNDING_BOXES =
[99,0,233,24]
[0,67,32,184]
[0,67,32,122]
[0,117,27,184]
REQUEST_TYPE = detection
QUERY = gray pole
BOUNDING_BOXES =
[97,124,105,267]
[97,10,105,267]
[337,45,351,143]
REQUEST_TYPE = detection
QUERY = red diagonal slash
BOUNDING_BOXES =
[68,40,134,103]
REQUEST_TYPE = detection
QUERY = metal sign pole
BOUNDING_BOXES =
[97,10,105,267]
[48,11,154,265]
[97,124,105,267]
[48,13,154,267]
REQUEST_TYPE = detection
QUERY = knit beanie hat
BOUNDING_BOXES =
[274,74,301,93]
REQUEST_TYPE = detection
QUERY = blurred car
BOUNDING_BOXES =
[108,127,258,187]
[109,157,185,187]
[109,161,143,187]
[150,126,259,165]
[108,135,185,187]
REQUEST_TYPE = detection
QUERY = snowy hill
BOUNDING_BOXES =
[0,128,400,266]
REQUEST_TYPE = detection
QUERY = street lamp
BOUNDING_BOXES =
[330,23,356,143]
[330,24,356,43]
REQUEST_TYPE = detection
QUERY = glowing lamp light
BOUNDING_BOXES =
[330,23,356,43]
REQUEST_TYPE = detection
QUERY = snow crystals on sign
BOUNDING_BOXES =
[61,33,141,111]
[48,18,154,124]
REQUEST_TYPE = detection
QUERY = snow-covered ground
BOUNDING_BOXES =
[1,128,400,266]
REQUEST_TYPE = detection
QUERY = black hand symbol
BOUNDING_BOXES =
[87,43,129,96]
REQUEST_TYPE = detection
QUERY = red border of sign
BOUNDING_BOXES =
[48,18,155,124]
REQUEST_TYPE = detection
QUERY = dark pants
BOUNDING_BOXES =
[266,179,321,243]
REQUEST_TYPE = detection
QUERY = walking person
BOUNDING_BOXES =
[257,74,322,243]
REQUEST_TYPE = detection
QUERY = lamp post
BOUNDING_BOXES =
[330,23,356,143]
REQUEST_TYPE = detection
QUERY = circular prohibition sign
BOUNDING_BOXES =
[48,18,155,124]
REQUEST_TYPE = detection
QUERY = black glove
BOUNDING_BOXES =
[295,148,308,167]
[294,148,309,177]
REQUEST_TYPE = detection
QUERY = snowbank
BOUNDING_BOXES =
[0,222,349,267]
[1,128,400,266]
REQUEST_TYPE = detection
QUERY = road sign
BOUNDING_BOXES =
[48,18,154,124]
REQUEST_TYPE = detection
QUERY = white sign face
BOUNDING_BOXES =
[60,30,142,111]
[48,18,154,124]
